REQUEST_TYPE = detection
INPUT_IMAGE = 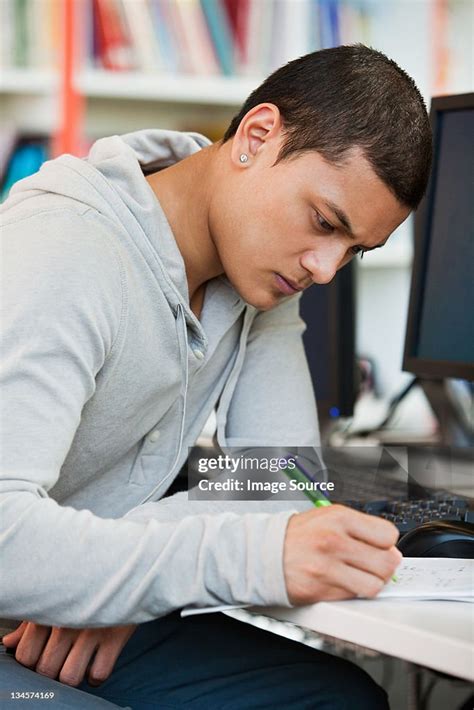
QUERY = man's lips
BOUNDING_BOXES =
[275,273,305,295]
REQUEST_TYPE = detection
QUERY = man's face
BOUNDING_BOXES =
[209,142,410,310]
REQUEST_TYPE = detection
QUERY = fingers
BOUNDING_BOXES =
[58,631,99,687]
[59,625,136,687]
[284,506,404,604]
[329,505,400,549]
[3,623,136,689]
[12,624,51,669]
[328,560,392,598]
[2,621,28,648]
[342,539,403,583]
[36,628,78,681]
[87,626,136,686]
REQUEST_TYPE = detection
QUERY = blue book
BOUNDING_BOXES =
[328,0,341,47]
[200,0,235,76]
[319,0,340,49]
[1,142,48,202]
[149,0,178,74]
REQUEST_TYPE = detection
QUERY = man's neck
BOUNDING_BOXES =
[145,143,224,303]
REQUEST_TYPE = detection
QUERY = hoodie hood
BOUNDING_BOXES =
[6,129,213,311]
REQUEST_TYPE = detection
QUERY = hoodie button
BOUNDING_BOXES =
[148,429,161,443]
[193,348,205,360]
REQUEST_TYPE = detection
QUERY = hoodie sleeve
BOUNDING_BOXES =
[0,208,295,627]
[222,293,321,448]
[122,294,322,601]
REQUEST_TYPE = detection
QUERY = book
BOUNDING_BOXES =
[165,0,195,74]
[241,0,265,76]
[174,0,220,76]
[1,138,49,202]
[223,0,250,69]
[0,0,382,78]
[272,0,314,71]
[200,0,235,76]
[377,558,474,603]
[319,0,341,50]
[120,0,163,72]
[149,0,179,74]
[94,0,135,71]
[12,0,29,67]
[0,126,19,183]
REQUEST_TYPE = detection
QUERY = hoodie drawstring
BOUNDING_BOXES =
[138,303,189,504]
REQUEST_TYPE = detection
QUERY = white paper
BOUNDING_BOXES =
[378,558,474,602]
[181,558,474,616]
[180,604,249,618]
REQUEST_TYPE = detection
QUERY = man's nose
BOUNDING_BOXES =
[300,248,344,285]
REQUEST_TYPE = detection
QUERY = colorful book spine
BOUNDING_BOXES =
[93,0,135,71]
[174,0,220,75]
[149,0,179,74]
[1,139,49,203]
[200,0,235,76]
[240,0,264,76]
[12,0,29,67]
[1,0,378,78]
[120,0,163,72]
[223,0,250,69]
[271,0,314,71]
[319,0,341,49]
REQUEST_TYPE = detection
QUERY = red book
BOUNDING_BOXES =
[93,0,134,71]
[223,0,250,65]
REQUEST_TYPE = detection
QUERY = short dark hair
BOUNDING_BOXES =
[223,44,432,209]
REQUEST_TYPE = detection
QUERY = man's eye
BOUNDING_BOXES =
[315,212,334,233]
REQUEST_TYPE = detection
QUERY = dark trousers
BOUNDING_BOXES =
[1,612,389,709]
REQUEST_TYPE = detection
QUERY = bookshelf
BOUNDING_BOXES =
[79,69,261,104]
[2,1,472,138]
[0,68,262,105]
[0,1,415,132]
[0,69,56,94]
[1,0,472,276]
[1,1,472,397]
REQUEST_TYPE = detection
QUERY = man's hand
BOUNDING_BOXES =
[283,504,402,604]
[2,622,136,687]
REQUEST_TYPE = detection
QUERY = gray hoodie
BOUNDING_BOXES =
[0,129,319,629]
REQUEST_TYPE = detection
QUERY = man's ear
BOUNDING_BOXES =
[230,104,283,166]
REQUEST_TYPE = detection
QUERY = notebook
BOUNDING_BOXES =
[181,557,474,616]
[377,558,473,603]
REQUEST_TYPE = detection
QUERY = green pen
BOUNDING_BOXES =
[281,458,397,582]
[281,458,332,507]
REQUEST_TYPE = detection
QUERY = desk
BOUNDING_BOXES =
[252,599,474,682]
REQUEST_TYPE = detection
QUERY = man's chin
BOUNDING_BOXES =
[242,291,284,312]
[227,276,285,311]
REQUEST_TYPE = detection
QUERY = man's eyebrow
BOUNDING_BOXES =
[323,200,355,237]
[323,199,389,250]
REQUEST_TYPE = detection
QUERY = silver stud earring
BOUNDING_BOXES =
[239,153,249,164]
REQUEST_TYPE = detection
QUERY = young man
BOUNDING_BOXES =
[0,45,431,708]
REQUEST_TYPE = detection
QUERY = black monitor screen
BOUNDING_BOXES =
[300,262,356,423]
[417,109,474,362]
[403,95,474,381]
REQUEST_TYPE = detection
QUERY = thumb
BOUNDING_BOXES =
[2,621,28,648]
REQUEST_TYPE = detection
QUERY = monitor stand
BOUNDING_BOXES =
[421,379,474,447]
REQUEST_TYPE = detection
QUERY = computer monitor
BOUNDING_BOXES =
[402,92,474,443]
[299,260,357,428]
[403,92,474,379]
